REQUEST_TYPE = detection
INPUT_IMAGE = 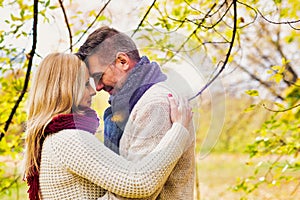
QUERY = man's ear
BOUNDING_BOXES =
[115,52,130,71]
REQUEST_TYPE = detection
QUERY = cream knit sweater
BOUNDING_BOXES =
[39,122,190,199]
[117,82,196,200]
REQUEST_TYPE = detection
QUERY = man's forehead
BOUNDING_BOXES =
[87,55,104,74]
[87,54,101,65]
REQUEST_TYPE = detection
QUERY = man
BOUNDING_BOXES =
[76,26,195,199]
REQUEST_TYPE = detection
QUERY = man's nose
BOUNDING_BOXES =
[96,82,104,91]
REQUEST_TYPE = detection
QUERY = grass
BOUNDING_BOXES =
[1,153,299,200]
[197,153,300,200]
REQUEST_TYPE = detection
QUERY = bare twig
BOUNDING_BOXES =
[131,0,157,38]
[288,23,300,31]
[0,175,21,193]
[163,1,229,31]
[201,1,233,29]
[58,0,73,52]
[237,0,300,30]
[262,103,300,112]
[257,9,300,27]
[0,0,38,142]
[71,0,112,49]
[272,33,298,83]
[235,63,284,100]
[189,0,238,100]
[161,3,217,66]
[235,1,258,28]
[183,0,205,15]
[291,178,300,196]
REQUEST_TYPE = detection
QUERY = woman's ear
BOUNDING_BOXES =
[115,52,130,71]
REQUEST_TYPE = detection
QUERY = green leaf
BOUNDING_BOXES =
[20,9,24,18]
[244,104,257,112]
[245,90,259,97]
[45,0,50,7]
[10,14,19,21]
[49,6,57,9]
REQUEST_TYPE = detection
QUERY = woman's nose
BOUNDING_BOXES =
[89,86,96,96]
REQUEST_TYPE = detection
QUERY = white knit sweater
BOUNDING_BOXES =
[39,123,190,200]
[118,82,196,200]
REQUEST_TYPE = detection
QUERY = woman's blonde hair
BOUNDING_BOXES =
[24,53,86,177]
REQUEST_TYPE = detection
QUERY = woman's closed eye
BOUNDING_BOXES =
[85,81,90,87]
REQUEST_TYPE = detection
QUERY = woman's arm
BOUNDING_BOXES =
[51,122,190,198]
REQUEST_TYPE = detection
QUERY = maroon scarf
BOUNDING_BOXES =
[26,107,99,200]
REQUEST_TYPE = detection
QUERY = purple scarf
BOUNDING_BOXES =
[26,107,99,200]
[104,56,167,154]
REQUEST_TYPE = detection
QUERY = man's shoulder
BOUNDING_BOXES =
[131,82,171,108]
[142,82,175,98]
[149,81,173,91]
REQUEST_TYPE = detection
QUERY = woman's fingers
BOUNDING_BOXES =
[168,94,193,129]
[168,94,179,123]
[178,96,191,128]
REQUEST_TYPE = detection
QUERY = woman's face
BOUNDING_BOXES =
[79,67,96,107]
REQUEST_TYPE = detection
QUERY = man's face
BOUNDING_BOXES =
[87,54,127,95]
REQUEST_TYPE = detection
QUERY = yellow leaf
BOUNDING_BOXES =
[269,74,283,83]
[244,104,257,112]
[281,57,290,66]
[271,65,285,74]
[245,90,259,96]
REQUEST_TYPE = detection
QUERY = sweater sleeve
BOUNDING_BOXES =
[50,123,189,198]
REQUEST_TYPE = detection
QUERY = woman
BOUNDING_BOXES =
[23,53,192,200]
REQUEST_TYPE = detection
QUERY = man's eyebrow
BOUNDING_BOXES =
[91,72,102,77]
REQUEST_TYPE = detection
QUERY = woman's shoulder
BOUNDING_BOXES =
[46,129,95,147]
[44,129,102,158]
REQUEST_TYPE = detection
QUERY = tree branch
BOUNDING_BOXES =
[161,1,230,32]
[291,178,300,196]
[0,0,38,141]
[71,0,112,49]
[263,103,300,112]
[131,0,157,38]
[58,0,73,52]
[189,0,237,100]
[200,1,233,29]
[257,9,300,27]
[235,1,258,29]
[235,61,284,100]
[237,0,300,30]
[0,175,21,193]
[273,32,298,83]
[160,3,217,66]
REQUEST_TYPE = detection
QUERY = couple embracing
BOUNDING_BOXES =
[24,26,196,200]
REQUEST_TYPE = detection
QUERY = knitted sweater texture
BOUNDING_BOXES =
[39,123,190,199]
[117,82,196,200]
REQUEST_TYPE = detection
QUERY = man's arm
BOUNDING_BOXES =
[119,85,195,200]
